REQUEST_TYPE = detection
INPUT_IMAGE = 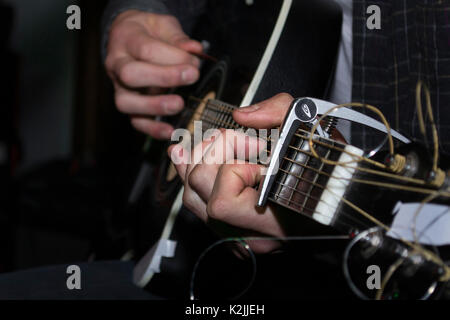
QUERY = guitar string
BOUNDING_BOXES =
[183,100,450,204]
[181,100,448,232]
[272,168,386,230]
[181,106,374,230]
[187,104,448,197]
[183,96,450,279]
[182,103,373,229]
[187,100,402,182]
[416,81,439,173]
[279,156,450,279]
[188,97,435,186]
[268,189,372,232]
[185,89,450,293]
[192,93,443,190]
[375,257,406,300]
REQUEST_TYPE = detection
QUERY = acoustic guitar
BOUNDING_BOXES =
[130,0,450,300]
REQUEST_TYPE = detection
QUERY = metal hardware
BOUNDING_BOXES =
[257,97,411,207]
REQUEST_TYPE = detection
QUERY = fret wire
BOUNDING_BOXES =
[213,100,234,127]
[277,149,293,205]
[282,154,330,178]
[185,98,233,129]
[225,114,237,129]
[204,103,239,129]
[301,146,331,210]
[205,99,237,113]
[286,137,307,206]
[269,192,315,214]
[274,180,321,203]
[206,101,217,130]
[279,168,326,191]
[199,114,221,130]
[200,106,236,129]
[215,101,238,129]
[198,98,236,115]
[204,100,245,130]
[202,105,213,131]
[217,103,227,129]
[203,103,220,130]
[298,149,312,209]
[212,100,227,129]
[269,191,372,232]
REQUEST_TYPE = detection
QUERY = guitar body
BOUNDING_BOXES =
[132,0,344,299]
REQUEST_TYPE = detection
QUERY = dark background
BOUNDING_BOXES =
[0,0,146,274]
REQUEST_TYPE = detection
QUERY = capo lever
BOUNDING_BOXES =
[257,97,411,207]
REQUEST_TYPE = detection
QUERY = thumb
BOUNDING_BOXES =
[232,93,293,129]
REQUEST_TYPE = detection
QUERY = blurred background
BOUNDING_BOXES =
[0,0,147,274]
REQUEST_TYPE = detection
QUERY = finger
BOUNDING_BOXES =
[126,31,200,67]
[232,93,294,129]
[130,117,174,140]
[208,163,285,237]
[202,129,266,165]
[115,88,184,116]
[114,58,199,88]
[167,144,190,181]
[188,130,266,202]
[168,136,217,182]
[168,139,215,222]
[176,38,203,55]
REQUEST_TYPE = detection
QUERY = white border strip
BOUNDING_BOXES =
[240,0,293,107]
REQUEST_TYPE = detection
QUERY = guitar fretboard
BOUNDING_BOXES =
[194,98,355,231]
[201,99,241,131]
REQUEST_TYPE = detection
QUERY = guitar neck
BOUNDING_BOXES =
[194,98,359,233]
[198,99,241,131]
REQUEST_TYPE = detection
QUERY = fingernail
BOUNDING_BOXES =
[237,105,260,113]
[162,99,183,114]
[181,68,198,84]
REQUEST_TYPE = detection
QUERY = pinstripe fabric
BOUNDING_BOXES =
[352,0,450,155]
